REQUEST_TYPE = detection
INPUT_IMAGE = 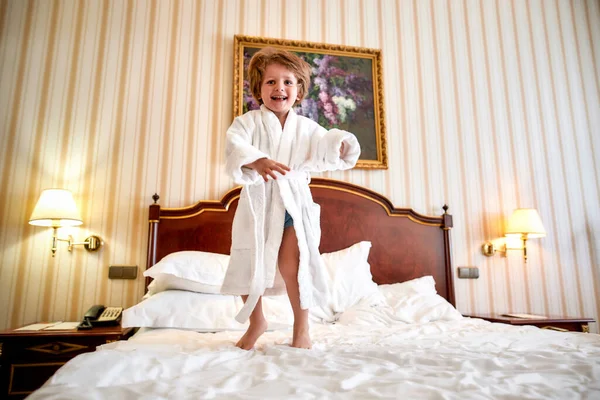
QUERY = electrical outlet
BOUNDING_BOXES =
[457,266,479,279]
[109,265,138,279]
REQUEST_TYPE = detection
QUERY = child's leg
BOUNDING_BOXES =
[235,295,267,350]
[278,226,311,349]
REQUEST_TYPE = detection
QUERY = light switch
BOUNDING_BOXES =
[109,265,138,279]
[457,266,479,279]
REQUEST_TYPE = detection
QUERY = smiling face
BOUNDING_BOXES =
[260,63,299,124]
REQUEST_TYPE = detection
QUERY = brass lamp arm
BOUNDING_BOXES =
[482,233,530,262]
[67,235,103,252]
[50,228,103,257]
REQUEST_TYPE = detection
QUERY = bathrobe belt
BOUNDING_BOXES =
[267,170,310,183]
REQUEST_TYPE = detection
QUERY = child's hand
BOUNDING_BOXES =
[245,157,291,182]
[340,141,346,157]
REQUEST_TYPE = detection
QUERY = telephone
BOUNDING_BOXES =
[77,305,123,330]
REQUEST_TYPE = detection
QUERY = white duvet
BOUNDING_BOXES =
[30,312,600,399]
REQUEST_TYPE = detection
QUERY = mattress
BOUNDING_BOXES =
[29,314,600,399]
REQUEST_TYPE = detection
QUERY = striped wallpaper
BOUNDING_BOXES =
[0,0,598,332]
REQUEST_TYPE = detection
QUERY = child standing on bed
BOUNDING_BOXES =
[221,47,360,350]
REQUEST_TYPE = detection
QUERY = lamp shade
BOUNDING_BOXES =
[29,189,83,227]
[505,208,546,238]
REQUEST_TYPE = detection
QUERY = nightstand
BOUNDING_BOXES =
[0,324,133,399]
[464,313,594,333]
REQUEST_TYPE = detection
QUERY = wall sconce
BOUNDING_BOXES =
[28,189,103,257]
[482,208,546,262]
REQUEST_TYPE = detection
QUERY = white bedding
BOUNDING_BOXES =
[30,313,600,399]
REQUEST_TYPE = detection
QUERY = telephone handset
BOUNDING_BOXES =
[77,305,123,330]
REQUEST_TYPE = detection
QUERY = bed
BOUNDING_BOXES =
[29,178,600,399]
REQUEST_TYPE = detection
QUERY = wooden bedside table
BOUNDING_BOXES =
[464,313,594,333]
[0,324,133,399]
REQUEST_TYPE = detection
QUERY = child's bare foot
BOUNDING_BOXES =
[236,319,268,350]
[291,327,312,349]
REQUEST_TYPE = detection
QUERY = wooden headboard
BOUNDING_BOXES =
[146,178,455,305]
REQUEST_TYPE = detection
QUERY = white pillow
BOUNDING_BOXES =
[382,275,438,296]
[123,290,293,331]
[143,251,229,295]
[311,241,383,322]
[378,276,462,323]
[146,275,218,296]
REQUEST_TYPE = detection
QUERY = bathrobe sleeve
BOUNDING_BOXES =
[225,114,271,185]
[303,124,361,172]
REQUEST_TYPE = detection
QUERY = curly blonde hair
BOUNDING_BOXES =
[248,47,311,106]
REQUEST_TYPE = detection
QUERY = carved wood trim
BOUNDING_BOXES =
[26,341,87,355]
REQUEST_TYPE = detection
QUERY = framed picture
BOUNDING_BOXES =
[233,35,388,169]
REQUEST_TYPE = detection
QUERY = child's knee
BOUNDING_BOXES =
[278,258,299,281]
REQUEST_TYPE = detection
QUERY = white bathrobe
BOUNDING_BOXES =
[221,105,360,323]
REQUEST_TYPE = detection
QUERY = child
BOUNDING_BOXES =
[221,47,360,350]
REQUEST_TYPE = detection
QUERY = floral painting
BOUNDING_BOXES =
[233,35,387,169]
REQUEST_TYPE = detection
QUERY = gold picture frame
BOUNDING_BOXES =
[233,35,388,169]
